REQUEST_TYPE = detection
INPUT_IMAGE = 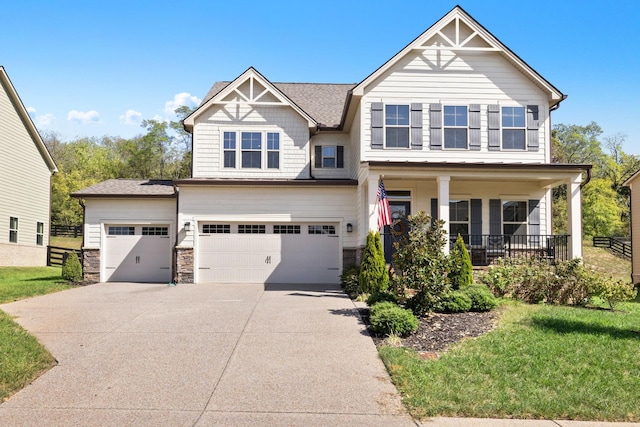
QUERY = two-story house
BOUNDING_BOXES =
[74,6,590,284]
[0,66,58,266]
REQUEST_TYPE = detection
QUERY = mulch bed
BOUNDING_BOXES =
[359,307,501,358]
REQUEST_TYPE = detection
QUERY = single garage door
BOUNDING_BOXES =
[198,223,340,284]
[104,225,171,282]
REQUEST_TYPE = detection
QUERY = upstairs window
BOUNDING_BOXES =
[502,107,526,150]
[36,222,44,246]
[385,104,410,148]
[9,217,18,243]
[267,133,279,169]
[314,145,344,169]
[241,132,262,168]
[223,132,236,168]
[444,106,468,149]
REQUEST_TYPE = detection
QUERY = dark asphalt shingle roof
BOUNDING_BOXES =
[202,81,356,128]
[72,179,175,197]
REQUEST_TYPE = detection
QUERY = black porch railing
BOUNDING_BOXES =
[453,234,569,266]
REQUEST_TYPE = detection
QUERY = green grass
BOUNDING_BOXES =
[582,240,631,282]
[380,300,640,421]
[49,236,82,250]
[0,267,73,401]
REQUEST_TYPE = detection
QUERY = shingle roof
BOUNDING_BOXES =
[201,81,356,128]
[72,179,175,198]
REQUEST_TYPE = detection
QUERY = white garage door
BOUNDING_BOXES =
[197,223,340,284]
[104,225,172,283]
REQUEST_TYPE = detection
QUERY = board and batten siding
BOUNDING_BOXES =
[83,199,176,249]
[360,50,550,164]
[192,103,310,179]
[0,78,52,265]
[178,185,358,249]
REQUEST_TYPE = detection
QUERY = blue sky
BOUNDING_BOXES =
[3,0,639,154]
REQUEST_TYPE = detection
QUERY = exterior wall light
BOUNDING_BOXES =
[347,223,353,233]
[184,222,191,232]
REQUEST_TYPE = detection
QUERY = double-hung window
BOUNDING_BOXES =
[444,106,468,149]
[502,107,526,150]
[9,217,18,243]
[503,201,527,236]
[241,132,262,168]
[322,146,336,168]
[385,104,410,148]
[223,132,236,168]
[449,200,469,238]
[36,222,44,246]
[267,132,279,169]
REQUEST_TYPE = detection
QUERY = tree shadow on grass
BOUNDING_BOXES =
[531,316,640,340]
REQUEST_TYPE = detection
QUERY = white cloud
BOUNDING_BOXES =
[164,92,200,116]
[67,110,101,125]
[119,109,142,125]
[35,113,56,127]
[27,106,37,115]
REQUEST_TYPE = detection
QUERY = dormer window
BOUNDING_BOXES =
[444,106,468,149]
[385,104,410,148]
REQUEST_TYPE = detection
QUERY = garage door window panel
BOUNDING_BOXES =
[108,226,135,236]
[274,225,300,234]
[203,224,230,234]
[142,227,168,236]
[238,224,266,234]
[308,225,336,235]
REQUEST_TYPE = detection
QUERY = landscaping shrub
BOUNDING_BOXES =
[460,284,497,312]
[369,301,418,337]
[590,278,638,310]
[366,291,398,306]
[449,234,473,290]
[62,252,82,282]
[392,212,450,316]
[340,264,360,298]
[359,231,389,294]
[436,290,472,313]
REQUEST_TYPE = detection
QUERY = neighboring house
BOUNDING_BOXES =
[624,170,640,283]
[0,66,58,266]
[74,6,590,284]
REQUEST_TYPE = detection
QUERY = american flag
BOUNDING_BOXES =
[377,180,392,230]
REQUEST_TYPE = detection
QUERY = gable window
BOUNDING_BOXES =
[385,104,410,148]
[502,107,526,150]
[267,132,279,169]
[223,132,236,168]
[449,200,469,238]
[444,106,468,149]
[9,217,18,243]
[241,132,262,168]
[503,201,527,236]
[36,222,44,246]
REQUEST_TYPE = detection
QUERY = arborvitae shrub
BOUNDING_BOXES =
[359,231,389,294]
[62,252,82,282]
[449,234,473,290]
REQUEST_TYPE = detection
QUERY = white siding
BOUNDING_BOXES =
[192,103,310,179]
[630,179,640,283]
[0,77,52,265]
[360,50,550,164]
[83,199,176,249]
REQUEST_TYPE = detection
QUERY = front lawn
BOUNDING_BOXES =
[380,300,640,421]
[0,267,72,401]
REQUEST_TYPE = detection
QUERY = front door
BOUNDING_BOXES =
[384,201,410,264]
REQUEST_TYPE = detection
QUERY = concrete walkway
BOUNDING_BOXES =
[0,282,413,426]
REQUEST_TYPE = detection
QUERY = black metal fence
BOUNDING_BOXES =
[453,234,569,266]
[47,246,82,267]
[51,225,83,238]
[593,236,631,260]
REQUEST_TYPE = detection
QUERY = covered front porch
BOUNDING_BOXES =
[360,162,591,264]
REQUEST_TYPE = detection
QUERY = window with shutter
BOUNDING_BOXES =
[314,145,344,169]
[444,106,468,149]
[502,107,526,150]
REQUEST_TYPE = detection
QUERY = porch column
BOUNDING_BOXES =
[367,173,381,232]
[567,174,583,259]
[438,175,450,255]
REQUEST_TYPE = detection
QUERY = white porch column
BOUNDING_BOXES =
[567,174,583,259]
[367,173,380,232]
[438,176,450,255]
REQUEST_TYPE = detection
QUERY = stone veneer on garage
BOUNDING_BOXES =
[175,247,194,284]
[82,248,100,283]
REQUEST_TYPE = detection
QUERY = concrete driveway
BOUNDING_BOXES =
[0,282,414,426]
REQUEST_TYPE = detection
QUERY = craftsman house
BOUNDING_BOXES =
[0,66,58,266]
[74,6,590,284]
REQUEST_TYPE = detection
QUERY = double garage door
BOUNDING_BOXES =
[198,222,340,284]
[104,225,172,283]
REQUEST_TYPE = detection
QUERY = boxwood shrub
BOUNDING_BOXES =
[369,301,418,337]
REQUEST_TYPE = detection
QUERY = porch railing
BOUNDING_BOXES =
[453,234,569,266]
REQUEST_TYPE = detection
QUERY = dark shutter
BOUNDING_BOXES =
[371,102,384,149]
[488,104,500,151]
[431,198,438,225]
[469,104,481,151]
[471,199,482,245]
[429,103,442,150]
[527,105,540,152]
[410,103,423,149]
[528,199,541,245]
[314,145,322,168]
[489,199,502,235]
[337,146,344,168]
